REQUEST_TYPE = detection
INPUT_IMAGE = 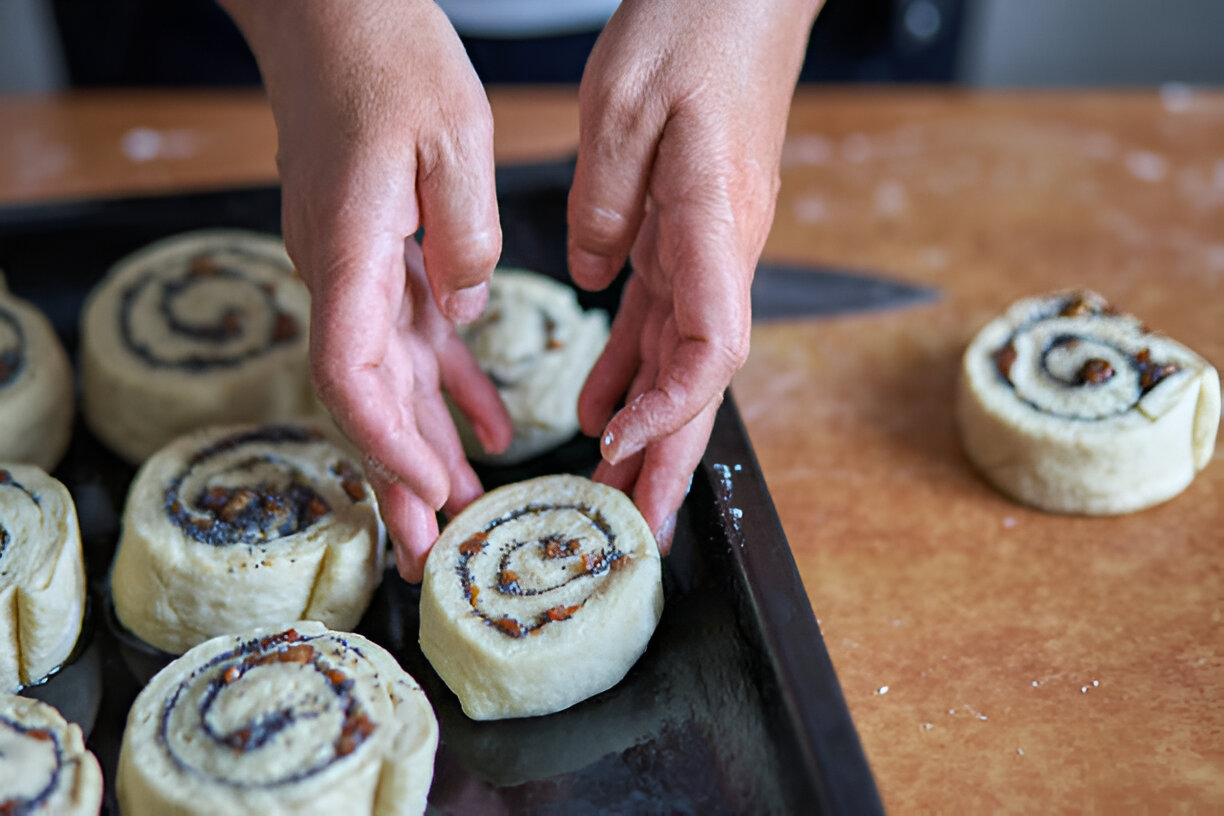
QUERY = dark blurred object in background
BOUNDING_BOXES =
[47,0,965,88]
[17,0,1224,93]
[51,0,261,87]
[802,0,965,83]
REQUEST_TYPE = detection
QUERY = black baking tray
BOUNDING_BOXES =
[0,162,881,816]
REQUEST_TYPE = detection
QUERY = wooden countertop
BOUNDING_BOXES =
[2,87,1221,813]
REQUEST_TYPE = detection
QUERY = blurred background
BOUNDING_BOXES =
[2,0,1223,93]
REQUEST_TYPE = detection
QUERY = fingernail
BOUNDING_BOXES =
[395,547,424,584]
[601,429,619,463]
[475,423,508,455]
[601,427,644,466]
[444,282,489,324]
[570,247,613,289]
[654,513,677,555]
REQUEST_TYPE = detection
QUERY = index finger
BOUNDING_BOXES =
[307,229,450,510]
[600,205,751,465]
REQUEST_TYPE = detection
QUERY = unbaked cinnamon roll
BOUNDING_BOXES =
[0,285,73,471]
[0,464,86,690]
[0,694,102,815]
[79,229,314,463]
[420,474,664,720]
[111,423,382,654]
[118,622,438,816]
[957,290,1220,514]
[452,268,609,464]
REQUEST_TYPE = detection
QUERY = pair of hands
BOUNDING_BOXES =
[222,0,820,581]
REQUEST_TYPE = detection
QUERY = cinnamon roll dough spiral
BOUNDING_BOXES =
[111,424,382,655]
[957,291,1220,514]
[118,622,438,816]
[420,474,664,720]
[80,229,314,463]
[0,464,86,691]
[0,284,73,472]
[0,694,102,816]
[452,269,609,464]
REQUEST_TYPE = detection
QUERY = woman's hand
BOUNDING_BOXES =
[221,0,512,580]
[568,0,822,550]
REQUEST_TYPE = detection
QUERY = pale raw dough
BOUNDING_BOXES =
[452,269,609,464]
[111,423,383,655]
[0,285,74,472]
[0,464,86,690]
[118,621,438,816]
[957,290,1221,514]
[79,229,315,463]
[0,694,103,815]
[419,474,664,720]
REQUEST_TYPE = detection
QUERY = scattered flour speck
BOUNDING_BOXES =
[1125,150,1169,183]
[782,133,834,167]
[841,133,872,164]
[793,194,829,224]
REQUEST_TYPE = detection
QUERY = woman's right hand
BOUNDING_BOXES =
[220,0,512,581]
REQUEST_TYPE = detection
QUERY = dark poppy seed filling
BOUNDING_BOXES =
[992,295,1182,421]
[0,468,41,561]
[159,629,377,789]
[455,503,629,638]
[0,715,65,813]
[0,308,25,390]
[118,248,300,372]
[163,427,365,547]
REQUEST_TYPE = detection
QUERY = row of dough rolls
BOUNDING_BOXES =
[5,233,608,475]
[1,234,631,815]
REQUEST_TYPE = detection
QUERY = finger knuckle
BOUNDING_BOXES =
[419,107,494,177]
[568,200,631,256]
[581,76,646,134]
[715,331,750,373]
[439,228,502,282]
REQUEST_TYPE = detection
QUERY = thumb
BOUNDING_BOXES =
[567,77,665,291]
[417,97,502,323]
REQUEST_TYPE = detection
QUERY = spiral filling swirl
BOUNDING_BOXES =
[992,294,1182,421]
[118,249,300,372]
[163,427,367,547]
[0,308,26,390]
[0,715,65,813]
[465,304,562,389]
[159,628,377,789]
[455,503,629,638]
[0,468,41,561]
